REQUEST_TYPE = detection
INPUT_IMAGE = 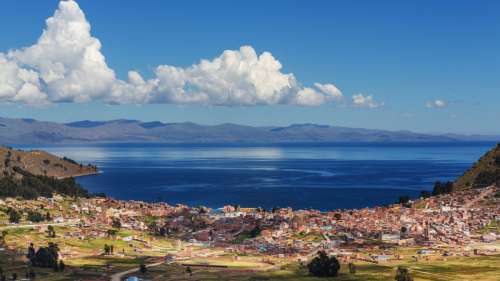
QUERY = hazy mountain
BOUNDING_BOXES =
[0,117,498,144]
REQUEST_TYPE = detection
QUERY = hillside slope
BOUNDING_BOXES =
[0,147,97,179]
[455,143,500,189]
[0,147,97,199]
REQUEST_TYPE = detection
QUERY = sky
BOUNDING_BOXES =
[0,0,498,134]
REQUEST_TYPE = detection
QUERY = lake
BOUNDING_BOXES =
[24,142,496,211]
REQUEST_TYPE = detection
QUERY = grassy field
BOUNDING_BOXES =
[121,254,500,281]
[0,226,174,280]
[1,225,499,281]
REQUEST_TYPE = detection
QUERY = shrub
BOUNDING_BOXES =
[395,266,413,281]
[307,251,340,277]
[140,263,147,274]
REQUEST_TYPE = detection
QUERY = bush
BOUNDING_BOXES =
[8,209,21,224]
[31,243,59,268]
[140,263,147,274]
[27,211,45,223]
[307,251,340,277]
[395,266,413,281]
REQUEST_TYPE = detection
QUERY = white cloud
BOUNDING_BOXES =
[6,0,115,103]
[0,53,47,105]
[352,94,384,108]
[313,83,342,99]
[426,99,447,108]
[0,0,344,107]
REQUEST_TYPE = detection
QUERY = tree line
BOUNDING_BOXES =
[0,168,90,199]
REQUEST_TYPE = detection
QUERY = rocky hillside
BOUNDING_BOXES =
[455,143,500,189]
[0,146,97,179]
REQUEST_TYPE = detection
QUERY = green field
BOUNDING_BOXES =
[124,253,500,281]
[1,225,499,281]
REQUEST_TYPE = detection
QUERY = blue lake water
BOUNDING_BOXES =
[23,142,496,211]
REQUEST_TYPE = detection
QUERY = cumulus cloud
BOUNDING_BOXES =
[426,99,447,108]
[352,94,384,108]
[0,54,48,105]
[3,0,115,104]
[0,0,345,107]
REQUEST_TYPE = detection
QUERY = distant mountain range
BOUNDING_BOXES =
[0,117,498,144]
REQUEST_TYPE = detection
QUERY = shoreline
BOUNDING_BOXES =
[57,170,100,180]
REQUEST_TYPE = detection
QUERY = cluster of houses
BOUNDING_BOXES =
[1,186,498,263]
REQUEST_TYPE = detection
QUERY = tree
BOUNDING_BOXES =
[58,260,65,272]
[395,266,413,281]
[8,209,21,224]
[31,243,59,268]
[398,196,410,205]
[47,226,56,238]
[140,263,147,274]
[104,244,111,255]
[432,181,443,196]
[27,243,36,259]
[112,219,121,229]
[27,211,45,223]
[348,262,356,274]
[250,226,261,238]
[432,181,454,196]
[186,266,192,276]
[420,190,431,199]
[0,170,90,200]
[107,229,118,238]
[0,231,7,244]
[444,181,454,193]
[307,251,340,277]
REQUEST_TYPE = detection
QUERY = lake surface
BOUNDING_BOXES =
[23,142,495,211]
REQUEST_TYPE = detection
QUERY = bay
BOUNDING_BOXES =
[24,142,496,211]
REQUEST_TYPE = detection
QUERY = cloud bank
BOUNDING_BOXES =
[0,0,380,108]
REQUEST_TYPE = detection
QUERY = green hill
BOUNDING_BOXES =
[1,146,97,179]
[0,147,98,199]
[455,143,500,189]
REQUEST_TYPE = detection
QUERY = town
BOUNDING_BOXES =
[1,185,498,280]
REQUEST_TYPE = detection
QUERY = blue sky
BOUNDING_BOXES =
[0,0,498,134]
